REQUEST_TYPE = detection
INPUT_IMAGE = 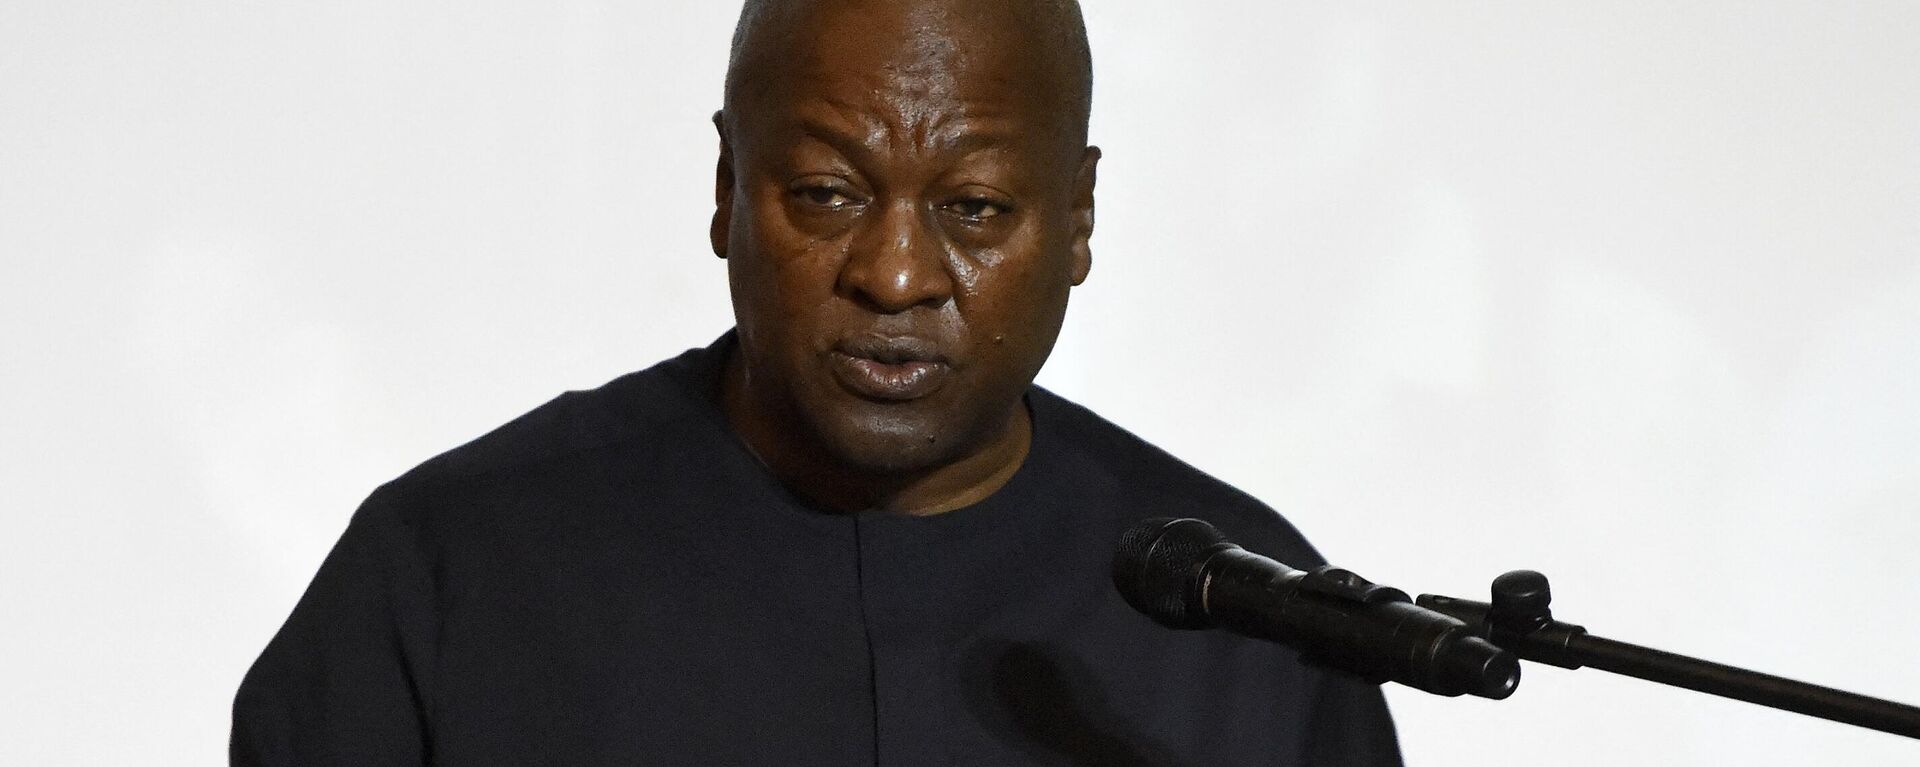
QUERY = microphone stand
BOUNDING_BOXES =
[1416,570,1920,740]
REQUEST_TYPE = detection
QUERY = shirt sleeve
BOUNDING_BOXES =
[1302,669,1405,767]
[231,485,438,766]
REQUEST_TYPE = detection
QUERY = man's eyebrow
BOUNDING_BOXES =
[794,118,874,162]
[934,125,1019,154]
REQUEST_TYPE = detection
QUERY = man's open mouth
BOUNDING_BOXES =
[830,336,952,401]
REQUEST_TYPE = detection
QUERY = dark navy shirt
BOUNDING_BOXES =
[233,334,1402,766]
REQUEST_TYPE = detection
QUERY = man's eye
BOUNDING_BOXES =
[794,186,855,210]
[947,198,1006,221]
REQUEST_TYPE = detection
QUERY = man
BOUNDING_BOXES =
[233,0,1403,764]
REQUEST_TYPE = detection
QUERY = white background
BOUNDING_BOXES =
[4,2,1917,764]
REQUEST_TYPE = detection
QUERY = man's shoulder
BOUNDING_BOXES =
[318,340,738,580]
[1032,386,1329,568]
[385,341,721,496]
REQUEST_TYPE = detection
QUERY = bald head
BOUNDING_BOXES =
[721,0,1093,150]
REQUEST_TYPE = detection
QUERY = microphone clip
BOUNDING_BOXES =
[1416,570,1588,670]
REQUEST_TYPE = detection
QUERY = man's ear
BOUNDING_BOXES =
[711,110,734,260]
[1069,146,1100,285]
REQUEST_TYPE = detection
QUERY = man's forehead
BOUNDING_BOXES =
[739,0,1048,81]
[725,0,1092,147]
[731,0,1079,56]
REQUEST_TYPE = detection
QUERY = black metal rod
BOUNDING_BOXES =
[1567,633,1920,740]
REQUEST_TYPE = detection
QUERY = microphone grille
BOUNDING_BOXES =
[1112,517,1232,629]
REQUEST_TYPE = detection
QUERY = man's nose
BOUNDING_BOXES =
[837,198,955,314]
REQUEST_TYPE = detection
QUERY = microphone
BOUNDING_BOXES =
[1113,517,1520,699]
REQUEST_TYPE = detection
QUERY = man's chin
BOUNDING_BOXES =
[819,429,962,476]
[791,387,1027,484]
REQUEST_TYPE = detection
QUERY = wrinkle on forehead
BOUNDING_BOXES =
[803,88,1021,159]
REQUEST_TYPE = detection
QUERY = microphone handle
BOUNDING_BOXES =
[1203,548,1520,699]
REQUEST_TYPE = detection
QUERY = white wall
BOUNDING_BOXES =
[3,2,1915,764]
